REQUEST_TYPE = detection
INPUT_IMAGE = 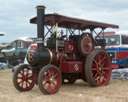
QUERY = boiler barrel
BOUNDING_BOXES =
[27,48,52,66]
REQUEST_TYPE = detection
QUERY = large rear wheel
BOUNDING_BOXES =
[38,64,62,94]
[85,50,112,86]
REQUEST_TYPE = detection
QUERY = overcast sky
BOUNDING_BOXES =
[0,0,127,43]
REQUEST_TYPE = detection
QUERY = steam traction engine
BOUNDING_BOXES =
[13,5,119,94]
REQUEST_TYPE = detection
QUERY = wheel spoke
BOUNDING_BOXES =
[92,68,97,71]
[53,80,57,86]
[20,81,24,88]
[100,55,107,65]
[24,68,29,76]
[42,80,47,86]
[43,74,50,82]
[27,79,32,84]
[50,83,56,89]
[17,73,23,79]
[44,82,50,90]
[26,82,30,87]
[96,75,103,84]
[52,72,59,79]
[25,81,28,88]
[95,71,108,85]
[23,81,27,88]
[99,76,104,83]
[96,76,100,83]
[20,70,24,76]
[27,74,33,79]
[93,60,99,70]
[47,70,53,77]
[93,72,99,79]
[102,77,107,82]
[17,78,23,84]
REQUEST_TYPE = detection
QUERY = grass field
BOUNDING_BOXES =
[0,69,128,102]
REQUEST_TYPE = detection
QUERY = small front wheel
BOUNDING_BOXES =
[38,64,62,94]
[13,64,36,92]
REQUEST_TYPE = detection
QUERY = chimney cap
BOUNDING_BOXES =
[36,5,46,9]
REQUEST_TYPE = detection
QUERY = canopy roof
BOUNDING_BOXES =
[30,13,119,30]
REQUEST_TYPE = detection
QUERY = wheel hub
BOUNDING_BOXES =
[99,67,102,71]
[50,76,55,83]
[23,75,28,81]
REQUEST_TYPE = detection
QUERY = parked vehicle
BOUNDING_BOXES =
[112,68,128,80]
[105,32,128,68]
[12,5,118,94]
[1,37,33,66]
[0,62,8,70]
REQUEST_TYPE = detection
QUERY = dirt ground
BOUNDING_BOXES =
[0,69,128,102]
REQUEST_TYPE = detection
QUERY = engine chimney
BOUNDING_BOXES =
[36,5,45,48]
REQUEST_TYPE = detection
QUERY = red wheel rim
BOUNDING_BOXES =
[42,67,61,94]
[91,52,111,85]
[16,67,35,91]
[81,35,93,54]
